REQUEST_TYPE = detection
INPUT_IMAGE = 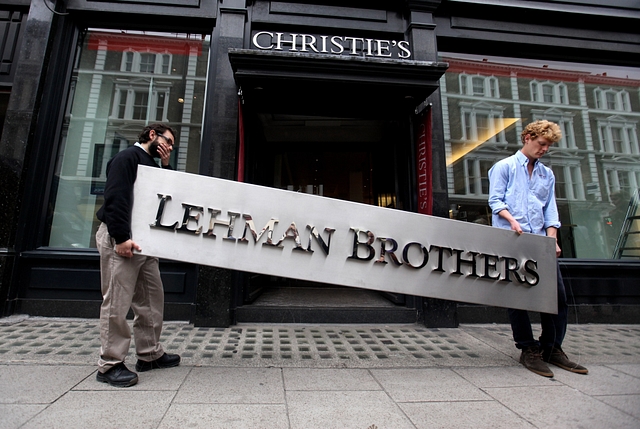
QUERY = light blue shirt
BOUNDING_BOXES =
[488,150,561,236]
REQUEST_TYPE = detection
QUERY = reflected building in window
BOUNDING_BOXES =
[440,55,640,259]
[47,30,210,248]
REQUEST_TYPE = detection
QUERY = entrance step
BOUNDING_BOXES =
[235,287,418,324]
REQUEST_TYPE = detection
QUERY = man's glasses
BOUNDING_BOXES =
[155,133,174,146]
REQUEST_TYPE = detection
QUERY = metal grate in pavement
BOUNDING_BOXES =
[161,325,484,364]
[0,318,504,368]
[1,316,639,368]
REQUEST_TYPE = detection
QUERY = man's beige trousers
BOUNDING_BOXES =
[96,223,165,372]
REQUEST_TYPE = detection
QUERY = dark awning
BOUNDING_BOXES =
[228,48,449,117]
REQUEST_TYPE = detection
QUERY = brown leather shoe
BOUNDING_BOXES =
[544,347,588,374]
[520,347,554,377]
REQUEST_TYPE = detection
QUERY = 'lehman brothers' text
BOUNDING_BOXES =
[150,194,540,286]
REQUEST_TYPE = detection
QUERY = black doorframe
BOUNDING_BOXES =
[226,49,447,322]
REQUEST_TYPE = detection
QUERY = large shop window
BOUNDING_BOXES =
[440,54,640,259]
[47,29,210,248]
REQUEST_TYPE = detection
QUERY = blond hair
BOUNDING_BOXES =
[521,120,562,144]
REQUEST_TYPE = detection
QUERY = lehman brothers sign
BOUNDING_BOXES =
[132,166,558,314]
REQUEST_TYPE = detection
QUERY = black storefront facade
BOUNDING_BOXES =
[0,0,638,328]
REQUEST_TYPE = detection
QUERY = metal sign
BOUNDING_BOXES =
[251,31,411,59]
[132,166,558,313]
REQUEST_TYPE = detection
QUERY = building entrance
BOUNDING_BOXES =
[234,106,421,323]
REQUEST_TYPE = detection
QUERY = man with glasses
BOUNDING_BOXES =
[95,123,181,387]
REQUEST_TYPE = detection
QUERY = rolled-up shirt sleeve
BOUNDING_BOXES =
[488,161,510,215]
[543,174,561,230]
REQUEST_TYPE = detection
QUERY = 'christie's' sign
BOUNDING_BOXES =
[132,166,558,313]
[251,31,412,59]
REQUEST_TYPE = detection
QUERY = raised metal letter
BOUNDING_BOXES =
[150,194,179,230]
[306,225,335,255]
[177,203,203,235]
[348,228,375,261]
[402,242,429,269]
[376,237,402,265]
[205,209,240,241]
[240,215,280,247]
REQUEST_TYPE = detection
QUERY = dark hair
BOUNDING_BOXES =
[138,123,176,143]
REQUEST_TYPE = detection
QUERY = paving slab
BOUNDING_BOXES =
[0,364,94,404]
[286,390,415,429]
[399,400,537,429]
[452,366,558,388]
[158,404,290,429]
[596,394,640,420]
[371,368,490,402]
[484,385,640,429]
[283,367,380,391]
[606,363,640,378]
[551,364,640,395]
[173,367,285,404]
[0,404,47,429]
[20,391,175,429]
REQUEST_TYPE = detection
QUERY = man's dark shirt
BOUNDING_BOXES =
[96,145,170,244]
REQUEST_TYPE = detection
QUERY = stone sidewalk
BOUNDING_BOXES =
[1,316,639,428]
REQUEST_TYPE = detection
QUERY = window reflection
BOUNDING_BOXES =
[46,29,210,248]
[440,53,640,259]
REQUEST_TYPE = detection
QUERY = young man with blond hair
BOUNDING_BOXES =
[488,120,588,377]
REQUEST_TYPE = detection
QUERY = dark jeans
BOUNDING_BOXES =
[508,264,568,351]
